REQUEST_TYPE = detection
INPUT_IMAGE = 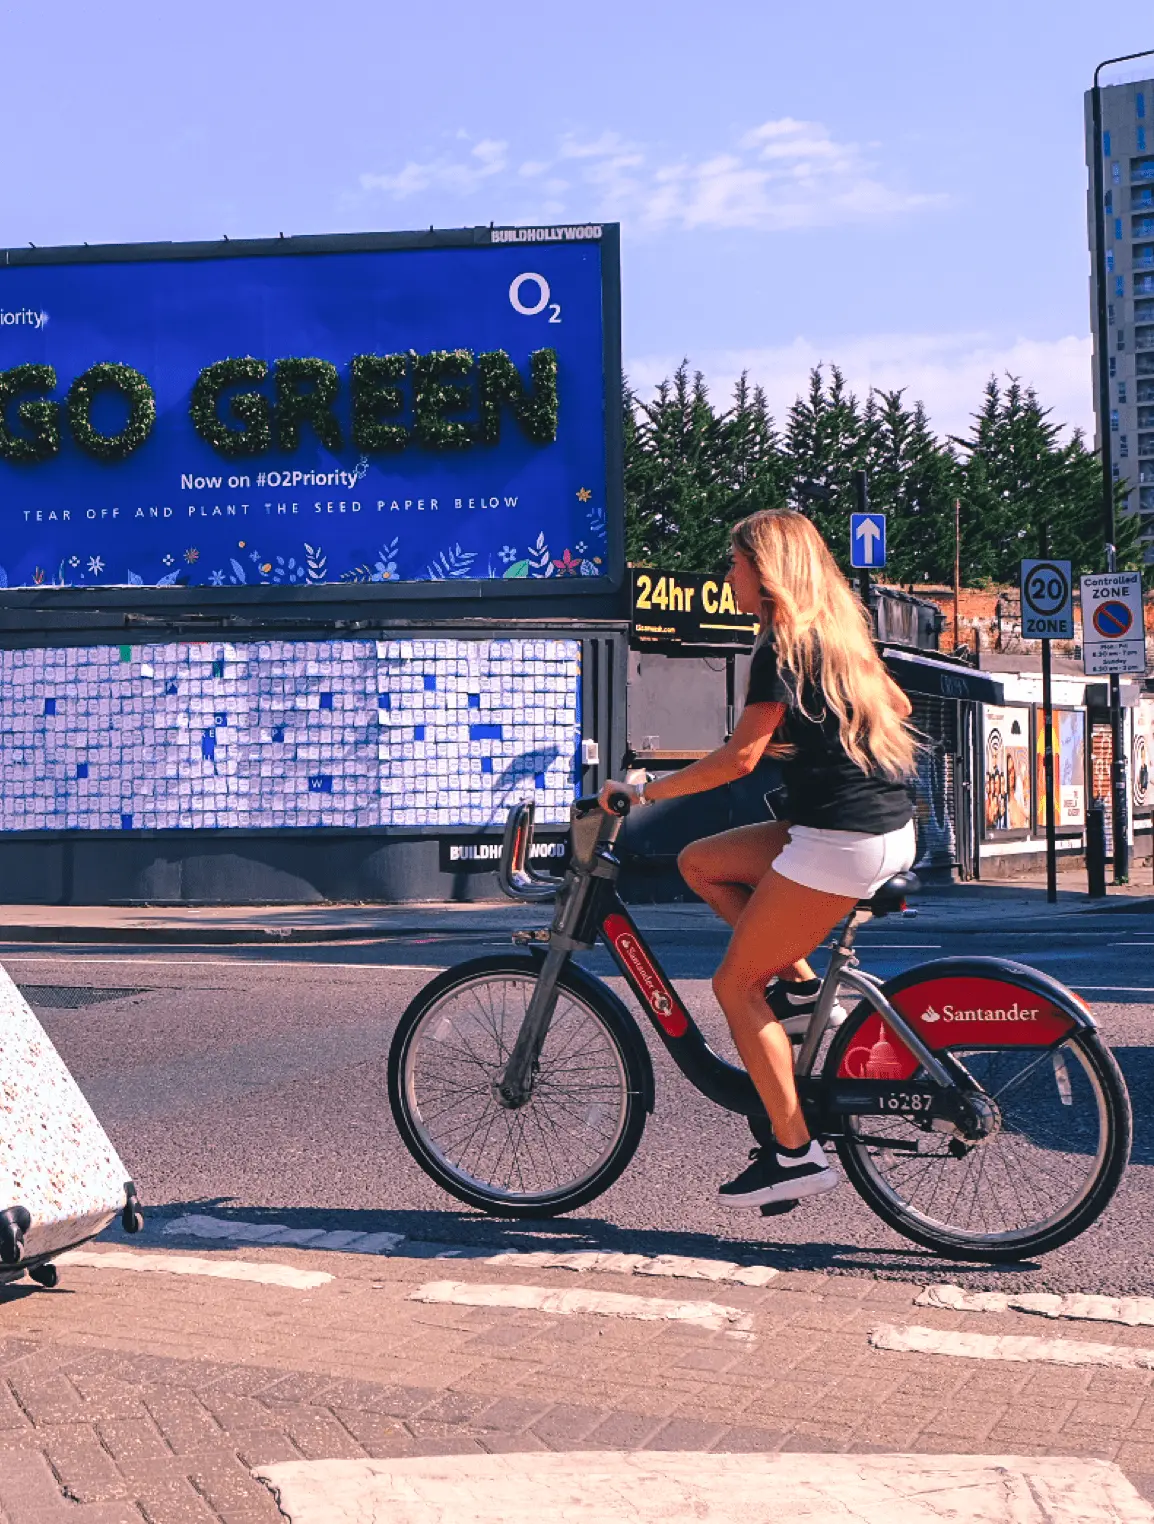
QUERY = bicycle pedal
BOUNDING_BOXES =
[758,1199,799,1217]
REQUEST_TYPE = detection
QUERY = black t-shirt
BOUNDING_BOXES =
[745,640,914,834]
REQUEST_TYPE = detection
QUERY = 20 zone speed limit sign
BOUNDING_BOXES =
[1020,559,1073,640]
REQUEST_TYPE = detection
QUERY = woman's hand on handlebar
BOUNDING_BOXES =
[598,780,638,814]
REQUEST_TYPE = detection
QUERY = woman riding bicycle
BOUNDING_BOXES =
[601,508,918,1209]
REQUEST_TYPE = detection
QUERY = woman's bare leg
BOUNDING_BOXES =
[678,824,817,983]
[713,868,858,1149]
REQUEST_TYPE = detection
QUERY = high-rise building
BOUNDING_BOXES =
[1085,76,1154,563]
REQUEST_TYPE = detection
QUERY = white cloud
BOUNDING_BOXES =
[358,118,940,233]
[625,334,1095,443]
[360,137,508,198]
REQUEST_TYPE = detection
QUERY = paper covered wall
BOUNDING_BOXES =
[0,637,581,831]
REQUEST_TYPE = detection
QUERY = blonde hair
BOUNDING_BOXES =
[731,509,918,780]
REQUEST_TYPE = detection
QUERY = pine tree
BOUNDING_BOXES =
[783,366,868,563]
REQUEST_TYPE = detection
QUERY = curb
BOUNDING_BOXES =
[0,922,528,946]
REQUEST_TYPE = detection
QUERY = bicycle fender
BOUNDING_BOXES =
[830,956,1092,1082]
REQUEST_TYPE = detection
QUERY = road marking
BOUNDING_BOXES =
[1073,984,1154,992]
[159,1214,779,1285]
[919,1283,1154,1328]
[850,943,942,949]
[409,1280,753,1334]
[870,1323,1154,1371]
[59,1248,333,1290]
[163,1214,405,1255]
[252,1452,1154,1524]
[481,1248,778,1287]
[1,955,447,972]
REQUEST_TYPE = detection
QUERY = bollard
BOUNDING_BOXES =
[1086,798,1108,900]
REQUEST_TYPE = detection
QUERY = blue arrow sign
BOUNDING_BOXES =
[850,512,886,569]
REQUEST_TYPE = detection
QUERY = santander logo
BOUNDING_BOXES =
[604,914,688,1038]
[919,1001,1039,1024]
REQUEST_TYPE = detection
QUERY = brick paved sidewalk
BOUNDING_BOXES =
[2,1243,1154,1523]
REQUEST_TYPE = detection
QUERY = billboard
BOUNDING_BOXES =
[0,226,620,600]
[982,704,1032,836]
[1034,707,1086,831]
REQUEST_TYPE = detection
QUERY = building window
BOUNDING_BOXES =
[1114,162,1122,184]
[1120,381,1128,402]
[1112,410,1120,430]
[1117,275,1126,297]
[1119,328,1127,349]
[1106,190,1114,213]
[1110,356,1118,376]
[1105,131,1112,157]
[1139,92,1147,120]
[1109,302,1117,324]
[1117,217,1125,239]
[1141,126,1149,153]
[1121,435,1129,457]
[1108,251,1116,273]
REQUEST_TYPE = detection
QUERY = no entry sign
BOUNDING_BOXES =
[1080,571,1147,676]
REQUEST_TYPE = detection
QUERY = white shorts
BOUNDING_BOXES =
[773,821,917,899]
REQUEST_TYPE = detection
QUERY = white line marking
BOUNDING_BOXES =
[482,1248,778,1287]
[410,1280,753,1333]
[918,1283,1154,1328]
[252,1451,1154,1524]
[1073,985,1154,993]
[871,1323,1154,1371]
[160,1215,779,1286]
[162,1213,405,1255]
[3,956,447,971]
[851,943,943,949]
[59,1248,333,1290]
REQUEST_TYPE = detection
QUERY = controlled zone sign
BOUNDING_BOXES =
[0,225,620,599]
[1080,571,1147,676]
[1019,559,1073,640]
[850,512,886,569]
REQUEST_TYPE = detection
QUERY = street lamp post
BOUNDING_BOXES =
[1090,50,1154,884]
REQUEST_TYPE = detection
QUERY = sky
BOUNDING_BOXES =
[3,1,1150,442]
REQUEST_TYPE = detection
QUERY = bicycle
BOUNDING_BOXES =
[388,794,1132,1262]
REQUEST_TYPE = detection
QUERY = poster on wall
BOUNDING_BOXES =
[0,226,620,600]
[1134,699,1154,817]
[983,704,1032,835]
[1035,707,1087,830]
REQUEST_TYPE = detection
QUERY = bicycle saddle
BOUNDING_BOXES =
[859,871,919,917]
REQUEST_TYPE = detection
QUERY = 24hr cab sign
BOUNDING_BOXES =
[1080,571,1147,677]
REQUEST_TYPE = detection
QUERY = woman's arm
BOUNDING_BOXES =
[600,700,786,808]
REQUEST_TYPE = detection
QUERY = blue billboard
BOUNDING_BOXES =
[0,227,619,595]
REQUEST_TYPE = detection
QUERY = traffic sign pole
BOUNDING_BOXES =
[1107,548,1130,884]
[1020,555,1074,904]
[1041,639,1057,904]
[852,471,871,614]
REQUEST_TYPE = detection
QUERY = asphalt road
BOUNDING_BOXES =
[7,905,1153,1296]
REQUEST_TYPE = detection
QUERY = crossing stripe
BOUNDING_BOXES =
[918,1283,1154,1328]
[252,1451,1154,1524]
[871,1323,1154,1371]
[160,1214,779,1286]
[409,1280,753,1334]
[60,1248,333,1290]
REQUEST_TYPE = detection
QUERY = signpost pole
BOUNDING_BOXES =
[1041,637,1057,904]
[852,471,872,617]
[1105,544,1130,884]
[725,654,736,741]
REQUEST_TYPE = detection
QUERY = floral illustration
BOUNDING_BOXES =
[304,544,327,583]
[553,548,583,576]
[426,543,477,580]
[69,556,80,568]
[374,539,399,580]
[161,554,174,567]
[87,556,104,575]
[499,545,518,564]
[527,532,553,578]
[209,570,226,586]
[184,548,199,564]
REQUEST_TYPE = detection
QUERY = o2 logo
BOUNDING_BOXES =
[509,273,562,324]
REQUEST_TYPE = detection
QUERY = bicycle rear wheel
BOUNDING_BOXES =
[827,1008,1132,1262]
[388,955,651,1218]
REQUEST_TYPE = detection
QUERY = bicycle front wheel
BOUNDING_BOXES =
[828,1009,1132,1262]
[388,955,651,1218]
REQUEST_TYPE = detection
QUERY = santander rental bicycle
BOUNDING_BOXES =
[388,794,1132,1262]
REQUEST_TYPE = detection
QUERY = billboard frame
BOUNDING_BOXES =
[0,223,625,627]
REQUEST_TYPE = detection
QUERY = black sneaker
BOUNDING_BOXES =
[718,1142,838,1208]
[766,979,848,1041]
